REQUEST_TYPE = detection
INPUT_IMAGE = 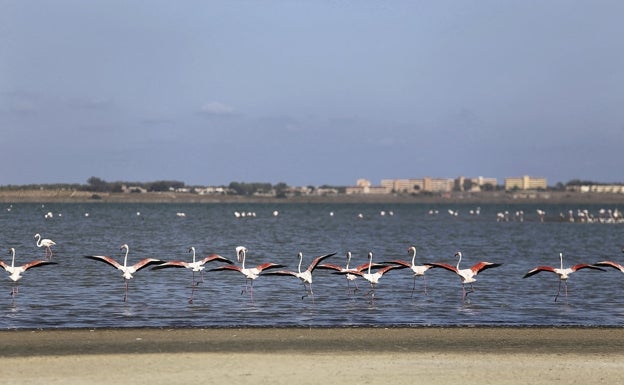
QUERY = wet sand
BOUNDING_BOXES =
[1,327,623,384]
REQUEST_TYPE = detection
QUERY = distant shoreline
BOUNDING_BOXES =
[1,189,624,205]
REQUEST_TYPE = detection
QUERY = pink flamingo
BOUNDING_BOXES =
[317,251,362,294]
[427,251,502,302]
[335,251,403,301]
[266,251,336,302]
[384,245,433,296]
[34,233,56,259]
[0,248,56,303]
[152,246,233,303]
[524,252,604,302]
[85,244,162,302]
[209,246,284,300]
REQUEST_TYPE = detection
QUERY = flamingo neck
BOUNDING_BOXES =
[559,253,564,269]
[123,247,129,267]
[297,253,303,273]
[346,252,351,269]
[240,250,246,270]
[367,253,373,274]
[456,253,462,269]
[190,248,196,263]
[35,235,41,247]
[410,248,416,266]
[10,249,15,268]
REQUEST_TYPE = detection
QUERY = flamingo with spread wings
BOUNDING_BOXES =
[209,246,284,300]
[266,251,336,302]
[85,244,161,302]
[524,252,604,302]
[1,248,56,303]
[427,251,501,302]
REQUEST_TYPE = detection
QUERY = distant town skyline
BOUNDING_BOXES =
[2,2,623,186]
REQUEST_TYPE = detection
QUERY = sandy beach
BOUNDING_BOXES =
[1,327,622,384]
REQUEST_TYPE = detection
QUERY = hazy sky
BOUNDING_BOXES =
[2,1,623,187]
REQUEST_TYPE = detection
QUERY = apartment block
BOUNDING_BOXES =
[504,175,547,191]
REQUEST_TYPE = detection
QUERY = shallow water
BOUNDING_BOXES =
[1,202,623,329]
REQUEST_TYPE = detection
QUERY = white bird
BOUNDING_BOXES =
[152,246,233,303]
[524,252,605,302]
[339,251,403,301]
[153,246,233,285]
[384,245,433,296]
[0,248,56,303]
[267,251,336,302]
[317,251,363,294]
[85,244,161,302]
[34,233,56,259]
[208,246,284,300]
[427,251,502,302]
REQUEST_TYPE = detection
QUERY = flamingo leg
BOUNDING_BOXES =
[410,277,417,298]
[189,285,196,304]
[554,280,563,302]
[423,275,428,296]
[123,281,129,302]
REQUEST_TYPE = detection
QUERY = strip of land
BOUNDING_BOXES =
[1,327,622,384]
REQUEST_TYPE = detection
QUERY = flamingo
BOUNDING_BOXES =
[384,245,433,296]
[208,246,284,300]
[523,252,605,302]
[317,251,363,294]
[34,233,56,259]
[153,246,233,285]
[266,251,336,302]
[336,251,403,301]
[85,244,162,302]
[152,246,233,303]
[427,251,502,302]
[0,248,56,303]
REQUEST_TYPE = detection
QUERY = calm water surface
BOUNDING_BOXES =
[1,202,623,329]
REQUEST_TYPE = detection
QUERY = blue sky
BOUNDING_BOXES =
[2,1,623,187]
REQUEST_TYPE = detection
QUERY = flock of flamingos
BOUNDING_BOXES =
[2,233,624,305]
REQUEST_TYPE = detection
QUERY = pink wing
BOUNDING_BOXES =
[316,263,344,271]
[201,254,233,265]
[255,262,284,272]
[0,260,9,271]
[523,265,556,278]
[132,258,162,271]
[569,263,605,273]
[152,261,189,270]
[85,255,123,270]
[208,265,243,273]
[470,262,502,274]
[22,260,56,271]
[426,262,459,273]
[594,260,624,272]
[308,252,338,271]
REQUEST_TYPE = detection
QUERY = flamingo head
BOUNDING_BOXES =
[408,245,416,254]
[120,244,129,251]
[188,246,195,253]
[34,233,40,239]
[8,247,15,256]
[454,251,462,258]
[236,246,247,262]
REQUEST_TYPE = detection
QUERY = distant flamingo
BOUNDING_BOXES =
[427,251,502,302]
[266,251,336,302]
[1,248,56,303]
[523,252,604,302]
[208,246,284,300]
[34,233,56,259]
[85,244,162,302]
[152,246,233,303]
[384,245,433,296]
[317,251,362,294]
